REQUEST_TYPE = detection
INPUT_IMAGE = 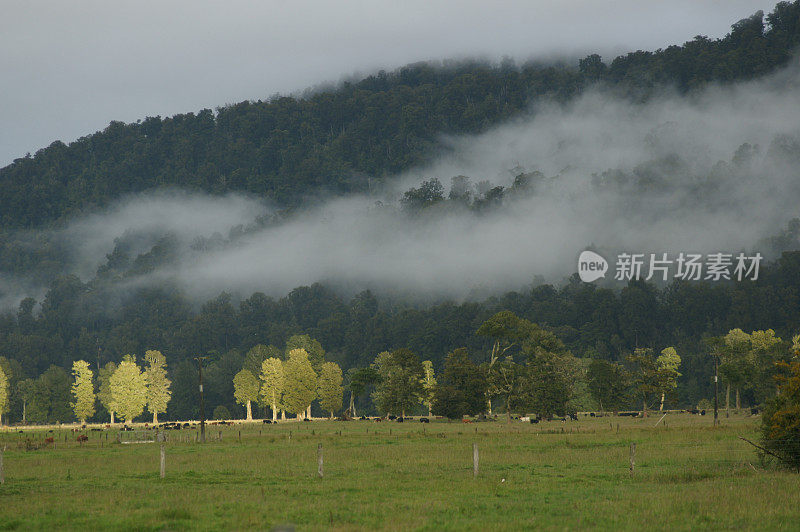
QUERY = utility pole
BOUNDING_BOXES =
[194,356,208,443]
[713,353,719,426]
[96,338,102,373]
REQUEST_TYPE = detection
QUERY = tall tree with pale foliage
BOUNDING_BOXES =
[656,347,681,411]
[282,348,317,419]
[318,362,343,419]
[70,360,95,423]
[144,350,171,424]
[420,360,436,416]
[750,329,783,403]
[97,361,117,423]
[110,355,148,423]
[259,357,285,421]
[0,365,8,426]
[721,328,752,413]
[286,336,325,419]
[233,369,259,420]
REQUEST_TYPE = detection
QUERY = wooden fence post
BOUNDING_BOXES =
[317,443,324,478]
[630,442,636,477]
[473,443,479,478]
[160,443,166,479]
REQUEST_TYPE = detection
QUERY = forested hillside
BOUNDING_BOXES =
[1,2,799,228]
[1,2,800,425]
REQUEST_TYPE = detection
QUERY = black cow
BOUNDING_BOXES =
[419,418,430,423]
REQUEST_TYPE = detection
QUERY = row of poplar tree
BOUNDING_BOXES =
[0,350,171,426]
[0,312,796,425]
[70,350,171,425]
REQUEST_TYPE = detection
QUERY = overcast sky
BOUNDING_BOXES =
[0,0,777,167]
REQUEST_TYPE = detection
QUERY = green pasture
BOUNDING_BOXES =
[0,414,797,530]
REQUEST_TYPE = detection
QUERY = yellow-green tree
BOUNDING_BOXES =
[750,329,783,404]
[0,365,8,426]
[656,347,681,411]
[282,348,317,419]
[317,362,343,419]
[627,348,661,415]
[70,360,95,424]
[97,361,117,423]
[259,358,285,422]
[233,369,259,420]
[110,355,148,424]
[371,348,424,418]
[721,328,752,413]
[286,336,325,419]
[144,350,171,424]
[420,360,436,416]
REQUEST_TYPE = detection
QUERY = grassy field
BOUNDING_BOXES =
[0,414,797,531]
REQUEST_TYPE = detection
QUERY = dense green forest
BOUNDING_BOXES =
[1,249,800,423]
[1,2,800,424]
[1,2,799,228]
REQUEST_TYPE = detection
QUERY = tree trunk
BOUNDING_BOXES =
[642,398,648,417]
[506,395,512,424]
[111,411,115,424]
[246,400,252,421]
[306,405,311,420]
[271,402,277,422]
[735,388,741,411]
[281,409,285,420]
[725,384,730,417]
[330,411,334,420]
[487,396,492,416]
[659,392,665,411]
[153,412,158,424]
[22,400,26,424]
[349,391,355,417]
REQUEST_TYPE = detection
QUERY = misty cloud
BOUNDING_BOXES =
[60,191,267,279]
[3,62,800,309]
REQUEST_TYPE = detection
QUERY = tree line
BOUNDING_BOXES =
[2,309,798,426]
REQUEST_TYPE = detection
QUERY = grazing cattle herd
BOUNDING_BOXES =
[6,406,753,449]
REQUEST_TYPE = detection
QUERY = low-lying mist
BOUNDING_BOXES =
[4,63,800,309]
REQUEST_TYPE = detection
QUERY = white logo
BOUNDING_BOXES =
[578,250,608,282]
